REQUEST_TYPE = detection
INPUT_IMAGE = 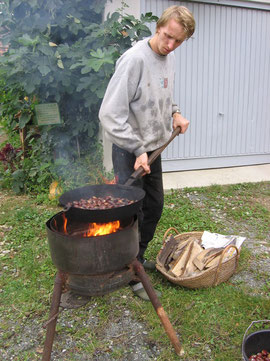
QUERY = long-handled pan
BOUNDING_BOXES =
[59,127,181,222]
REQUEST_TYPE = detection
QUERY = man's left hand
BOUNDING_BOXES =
[173,113,190,134]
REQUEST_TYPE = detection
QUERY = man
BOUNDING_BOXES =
[99,6,195,300]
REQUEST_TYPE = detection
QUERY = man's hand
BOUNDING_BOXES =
[134,152,150,174]
[173,113,190,134]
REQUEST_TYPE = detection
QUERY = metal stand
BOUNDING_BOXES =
[42,265,183,360]
[131,259,184,356]
[42,272,66,361]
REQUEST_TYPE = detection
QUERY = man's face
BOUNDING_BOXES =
[155,18,187,56]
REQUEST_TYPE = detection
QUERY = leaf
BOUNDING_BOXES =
[11,169,25,180]
[38,65,51,76]
[29,169,38,177]
[57,59,64,69]
[140,12,159,22]
[17,34,39,47]
[19,113,31,128]
[81,65,93,74]
[126,28,135,38]
[90,48,104,59]
[49,42,58,47]
[82,49,115,73]
[12,182,23,194]
[96,85,106,99]
[76,79,90,92]
[24,81,35,94]
[61,77,71,87]
[37,45,54,56]
[70,63,82,70]
[40,162,51,171]
[107,12,120,22]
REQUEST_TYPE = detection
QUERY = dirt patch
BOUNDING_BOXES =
[1,302,160,361]
[252,195,270,211]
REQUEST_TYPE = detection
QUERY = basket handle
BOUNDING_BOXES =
[213,244,240,286]
[162,227,180,244]
[242,320,270,357]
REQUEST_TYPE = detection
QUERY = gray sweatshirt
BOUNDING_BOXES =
[99,38,179,157]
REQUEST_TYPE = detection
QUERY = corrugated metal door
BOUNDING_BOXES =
[141,0,270,171]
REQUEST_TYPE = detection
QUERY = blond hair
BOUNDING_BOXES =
[156,6,195,39]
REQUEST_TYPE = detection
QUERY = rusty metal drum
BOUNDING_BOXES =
[46,211,139,275]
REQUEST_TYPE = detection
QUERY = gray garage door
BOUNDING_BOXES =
[141,0,270,171]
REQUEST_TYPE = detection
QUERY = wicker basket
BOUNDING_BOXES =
[156,227,240,289]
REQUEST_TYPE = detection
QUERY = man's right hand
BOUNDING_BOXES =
[134,153,151,174]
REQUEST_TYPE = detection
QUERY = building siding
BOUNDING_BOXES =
[141,0,270,171]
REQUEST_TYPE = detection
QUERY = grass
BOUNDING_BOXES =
[0,181,270,360]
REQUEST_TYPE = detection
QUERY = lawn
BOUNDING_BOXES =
[0,182,269,360]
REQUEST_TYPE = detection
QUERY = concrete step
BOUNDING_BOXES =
[162,164,270,190]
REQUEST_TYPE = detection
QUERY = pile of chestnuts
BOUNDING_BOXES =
[67,196,135,210]
[249,350,270,361]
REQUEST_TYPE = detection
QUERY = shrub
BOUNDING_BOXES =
[0,1,157,195]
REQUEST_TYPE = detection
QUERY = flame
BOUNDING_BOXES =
[61,213,120,237]
[62,213,68,233]
[98,170,118,184]
[83,221,120,237]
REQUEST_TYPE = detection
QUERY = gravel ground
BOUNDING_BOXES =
[1,187,270,360]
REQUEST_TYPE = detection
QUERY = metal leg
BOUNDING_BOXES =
[42,271,66,361]
[132,259,184,356]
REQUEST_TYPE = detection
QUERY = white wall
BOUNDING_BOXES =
[104,0,140,19]
[141,0,270,171]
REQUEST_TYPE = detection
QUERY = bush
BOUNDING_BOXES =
[0,1,157,196]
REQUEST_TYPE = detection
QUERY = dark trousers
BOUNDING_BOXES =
[112,144,164,262]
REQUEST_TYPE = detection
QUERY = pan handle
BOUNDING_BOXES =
[125,126,181,186]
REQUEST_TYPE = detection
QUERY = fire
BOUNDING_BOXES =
[83,221,120,237]
[63,213,68,233]
[61,213,120,237]
[98,170,118,184]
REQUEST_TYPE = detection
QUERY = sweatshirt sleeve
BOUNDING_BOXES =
[99,55,146,157]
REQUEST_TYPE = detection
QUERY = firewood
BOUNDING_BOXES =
[158,235,178,268]
[171,237,200,259]
[193,247,224,271]
[169,238,195,269]
[169,241,194,277]
[204,254,221,269]
[182,241,203,277]
[205,248,235,269]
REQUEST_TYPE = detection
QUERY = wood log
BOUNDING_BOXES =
[204,254,222,269]
[193,247,224,271]
[169,241,194,277]
[157,235,178,268]
[182,241,204,277]
[172,237,200,260]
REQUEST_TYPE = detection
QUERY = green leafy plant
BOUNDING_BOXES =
[0,1,158,194]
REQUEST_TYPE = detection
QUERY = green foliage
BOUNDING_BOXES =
[0,0,158,194]
[0,80,38,133]
[0,1,156,148]
[0,132,106,196]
